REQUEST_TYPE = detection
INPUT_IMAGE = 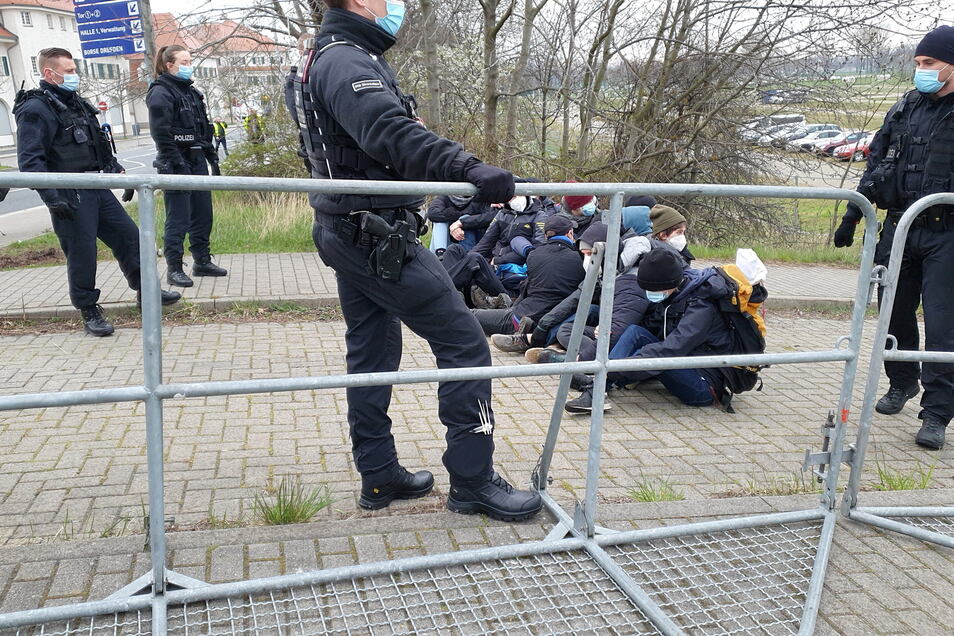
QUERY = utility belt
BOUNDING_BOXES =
[888,206,954,231]
[319,209,424,282]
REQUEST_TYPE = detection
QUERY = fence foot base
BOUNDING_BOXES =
[105,569,208,601]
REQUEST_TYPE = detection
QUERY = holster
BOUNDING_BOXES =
[362,213,418,282]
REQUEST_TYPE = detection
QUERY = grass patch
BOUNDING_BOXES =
[253,475,333,525]
[871,458,936,491]
[714,472,822,498]
[628,474,685,502]
[691,243,861,266]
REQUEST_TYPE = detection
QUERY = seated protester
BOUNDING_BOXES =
[649,204,694,265]
[564,249,737,413]
[522,177,560,217]
[427,195,496,252]
[514,222,608,362]
[470,191,547,296]
[480,215,585,346]
[556,181,601,241]
[440,242,511,309]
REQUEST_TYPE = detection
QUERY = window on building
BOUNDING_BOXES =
[72,18,76,30]
[107,64,116,79]
[60,16,67,30]
[47,14,54,29]
[30,56,39,75]
[1,57,10,77]
[21,11,33,27]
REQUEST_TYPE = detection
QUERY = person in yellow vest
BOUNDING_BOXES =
[243,109,264,144]
[213,119,228,157]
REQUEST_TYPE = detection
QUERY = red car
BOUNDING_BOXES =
[834,132,878,162]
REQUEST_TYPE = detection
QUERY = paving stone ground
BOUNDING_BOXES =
[0,254,950,634]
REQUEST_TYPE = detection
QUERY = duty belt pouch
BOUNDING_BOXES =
[370,220,411,282]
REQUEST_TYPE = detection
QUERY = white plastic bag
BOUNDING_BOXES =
[735,248,767,285]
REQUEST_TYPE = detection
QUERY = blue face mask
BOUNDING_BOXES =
[60,73,80,92]
[367,0,405,36]
[581,201,597,217]
[175,65,194,81]
[645,290,672,303]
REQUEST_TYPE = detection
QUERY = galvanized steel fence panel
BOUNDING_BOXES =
[0,172,884,635]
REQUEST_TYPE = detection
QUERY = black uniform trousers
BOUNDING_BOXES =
[163,149,213,262]
[312,216,495,483]
[876,215,954,423]
[50,188,141,309]
[439,243,508,299]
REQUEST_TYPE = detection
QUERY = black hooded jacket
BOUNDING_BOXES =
[471,198,547,265]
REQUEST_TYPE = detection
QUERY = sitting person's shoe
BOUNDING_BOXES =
[564,387,612,414]
[491,333,530,353]
[470,287,494,309]
[80,304,114,337]
[136,289,182,309]
[915,415,947,450]
[359,464,435,510]
[570,372,592,391]
[526,347,566,364]
[192,254,228,277]
[447,471,542,522]
[489,292,512,309]
[875,383,920,415]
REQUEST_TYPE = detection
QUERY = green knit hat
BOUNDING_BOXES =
[650,205,687,235]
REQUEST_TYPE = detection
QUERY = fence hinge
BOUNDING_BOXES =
[803,446,854,481]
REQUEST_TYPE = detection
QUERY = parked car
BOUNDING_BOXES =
[816,131,869,156]
[757,124,805,147]
[834,132,878,162]
[790,128,843,151]
[785,123,842,146]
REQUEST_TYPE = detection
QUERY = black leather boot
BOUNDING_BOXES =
[80,304,114,337]
[192,254,227,277]
[875,383,919,415]
[359,464,434,510]
[447,471,542,522]
[136,289,182,309]
[167,260,194,287]
[915,415,947,450]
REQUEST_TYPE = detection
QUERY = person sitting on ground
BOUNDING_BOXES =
[564,249,739,413]
[427,195,496,252]
[649,204,694,265]
[555,181,601,241]
[469,190,548,296]
[478,215,584,344]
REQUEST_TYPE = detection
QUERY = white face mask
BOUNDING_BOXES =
[582,257,592,272]
[668,234,688,251]
[507,196,528,213]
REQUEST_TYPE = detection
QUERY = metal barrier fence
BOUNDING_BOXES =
[841,192,954,550]
[0,172,882,635]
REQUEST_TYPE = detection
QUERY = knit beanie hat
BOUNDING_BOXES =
[915,26,954,66]
[625,195,657,208]
[650,205,687,235]
[637,249,685,291]
[561,180,595,212]
[577,222,608,251]
[621,206,652,235]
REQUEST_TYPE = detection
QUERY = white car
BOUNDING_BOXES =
[790,128,843,151]
[756,124,804,147]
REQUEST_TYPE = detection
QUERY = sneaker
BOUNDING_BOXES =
[80,304,114,337]
[915,416,947,450]
[564,387,612,414]
[875,383,920,415]
[167,267,194,288]
[491,333,530,353]
[470,287,494,309]
[447,471,542,522]
[489,292,512,309]
[136,289,182,309]
[526,347,566,364]
[359,464,435,510]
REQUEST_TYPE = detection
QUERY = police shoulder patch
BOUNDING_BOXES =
[352,79,384,93]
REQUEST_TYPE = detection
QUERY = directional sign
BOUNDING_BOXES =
[74,0,132,5]
[75,1,139,25]
[78,18,142,41]
[81,36,145,58]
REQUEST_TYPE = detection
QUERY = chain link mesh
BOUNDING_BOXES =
[4,610,151,636]
[604,521,821,635]
[891,515,954,537]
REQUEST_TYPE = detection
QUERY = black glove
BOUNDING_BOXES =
[122,189,135,202]
[209,161,221,177]
[464,161,515,203]
[833,202,865,248]
[48,199,76,221]
[529,326,550,348]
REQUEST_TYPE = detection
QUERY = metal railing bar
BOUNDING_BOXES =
[798,510,837,635]
[848,510,954,550]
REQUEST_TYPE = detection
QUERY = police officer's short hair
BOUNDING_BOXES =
[37,48,73,72]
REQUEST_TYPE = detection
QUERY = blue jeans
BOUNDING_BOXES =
[609,325,714,407]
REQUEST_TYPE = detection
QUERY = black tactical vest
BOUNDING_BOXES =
[861,91,954,211]
[292,36,420,210]
[149,76,214,148]
[16,89,106,172]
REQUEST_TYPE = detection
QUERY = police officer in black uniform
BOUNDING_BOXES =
[294,0,542,521]
[147,44,227,288]
[834,26,954,450]
[14,47,180,337]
